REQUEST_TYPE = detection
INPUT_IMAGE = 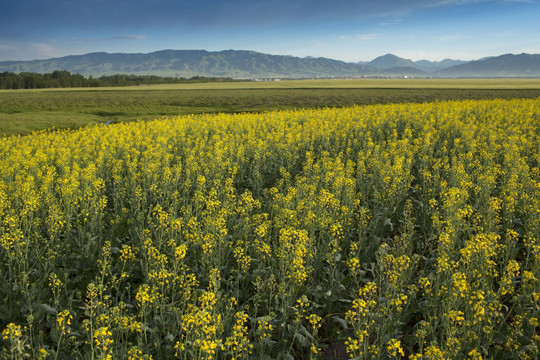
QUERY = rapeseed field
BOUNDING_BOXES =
[1,99,539,359]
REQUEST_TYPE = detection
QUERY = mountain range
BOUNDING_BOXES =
[0,50,539,78]
[360,53,468,73]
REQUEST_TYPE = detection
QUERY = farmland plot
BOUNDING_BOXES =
[1,99,539,359]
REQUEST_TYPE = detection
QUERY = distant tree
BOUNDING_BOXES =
[0,71,234,89]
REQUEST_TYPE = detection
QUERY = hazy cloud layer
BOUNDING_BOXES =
[0,0,515,33]
[69,35,148,42]
[0,0,538,62]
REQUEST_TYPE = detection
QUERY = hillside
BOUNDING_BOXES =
[414,58,468,72]
[436,53,540,77]
[0,50,377,78]
[1,50,539,78]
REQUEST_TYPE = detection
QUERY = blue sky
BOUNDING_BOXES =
[0,0,539,62]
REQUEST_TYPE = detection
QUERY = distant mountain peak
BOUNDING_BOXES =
[368,54,417,70]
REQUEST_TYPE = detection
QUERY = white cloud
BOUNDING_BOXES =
[434,33,471,41]
[397,49,487,61]
[0,42,61,61]
[521,46,540,53]
[69,35,148,42]
[111,35,148,40]
[310,40,329,47]
[30,43,56,55]
[339,34,378,41]
[378,19,403,26]
[0,43,17,52]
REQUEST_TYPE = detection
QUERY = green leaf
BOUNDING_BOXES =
[295,332,310,347]
[39,303,58,315]
[331,316,348,329]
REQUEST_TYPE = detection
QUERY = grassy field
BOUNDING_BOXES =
[1,78,540,137]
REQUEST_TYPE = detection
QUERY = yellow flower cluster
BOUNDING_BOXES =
[2,323,22,340]
[1,98,539,359]
[224,311,253,359]
[56,310,72,336]
[93,326,114,353]
[387,338,405,357]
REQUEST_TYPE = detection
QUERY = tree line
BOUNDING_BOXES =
[0,70,233,89]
